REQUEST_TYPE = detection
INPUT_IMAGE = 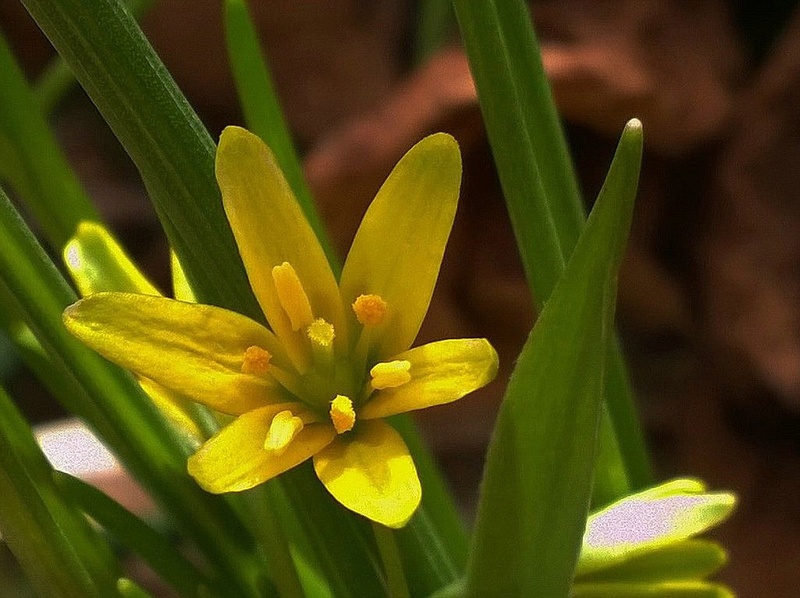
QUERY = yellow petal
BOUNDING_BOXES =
[360,338,498,419]
[63,221,160,296]
[188,405,334,493]
[339,134,461,361]
[215,127,346,368]
[63,293,293,414]
[313,419,421,528]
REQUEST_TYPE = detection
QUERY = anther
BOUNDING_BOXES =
[352,294,388,327]
[370,360,411,389]
[307,318,335,348]
[264,410,304,454]
[241,345,272,375]
[272,262,314,331]
[329,395,356,434]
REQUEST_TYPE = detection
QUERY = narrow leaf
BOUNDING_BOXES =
[465,120,643,596]
[0,385,121,598]
[577,539,729,584]
[54,472,212,597]
[452,0,651,494]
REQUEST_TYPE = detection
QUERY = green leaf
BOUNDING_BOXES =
[0,385,121,597]
[116,578,154,598]
[54,472,213,597]
[452,0,651,496]
[577,539,728,584]
[465,120,643,597]
[571,580,734,597]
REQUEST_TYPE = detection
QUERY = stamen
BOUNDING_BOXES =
[264,410,304,454]
[307,318,335,348]
[272,262,314,331]
[241,345,272,375]
[352,294,388,327]
[307,318,335,369]
[329,395,356,434]
[370,360,411,390]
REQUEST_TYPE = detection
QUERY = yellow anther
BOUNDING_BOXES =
[272,262,314,331]
[264,410,304,454]
[352,294,388,327]
[241,345,272,375]
[329,395,356,434]
[370,360,411,390]
[307,318,335,348]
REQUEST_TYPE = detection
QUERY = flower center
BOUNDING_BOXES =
[329,395,356,434]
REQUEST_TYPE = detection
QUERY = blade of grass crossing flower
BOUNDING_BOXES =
[224,0,339,272]
[280,465,388,598]
[373,523,411,598]
[465,121,642,596]
[452,0,651,494]
[53,472,214,597]
[0,31,99,250]
[0,385,122,597]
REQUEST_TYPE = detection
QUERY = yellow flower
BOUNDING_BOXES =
[63,127,498,528]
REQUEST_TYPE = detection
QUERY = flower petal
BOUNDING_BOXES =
[339,133,461,361]
[360,338,498,419]
[216,127,346,368]
[313,419,421,528]
[63,221,160,296]
[188,405,334,493]
[63,293,293,414]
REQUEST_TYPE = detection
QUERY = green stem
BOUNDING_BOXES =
[373,523,411,598]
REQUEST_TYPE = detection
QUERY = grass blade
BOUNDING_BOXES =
[465,121,642,596]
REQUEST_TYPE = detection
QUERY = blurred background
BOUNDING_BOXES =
[1,1,799,595]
